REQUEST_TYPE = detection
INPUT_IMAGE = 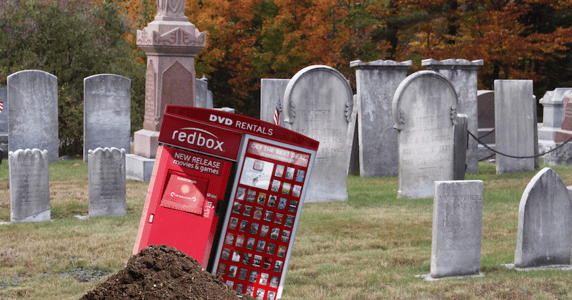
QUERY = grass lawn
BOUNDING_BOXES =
[1,159,572,299]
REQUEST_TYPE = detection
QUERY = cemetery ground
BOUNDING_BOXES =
[1,161,572,299]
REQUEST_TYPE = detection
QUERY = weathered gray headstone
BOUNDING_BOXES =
[83,74,131,162]
[260,79,289,124]
[494,80,535,174]
[7,70,58,162]
[545,143,572,166]
[454,114,468,180]
[423,59,483,175]
[477,90,495,144]
[538,88,572,141]
[350,59,411,177]
[431,180,483,278]
[515,167,572,268]
[88,147,126,217]
[9,148,50,223]
[393,71,458,199]
[283,65,352,202]
[347,95,359,175]
[196,76,213,109]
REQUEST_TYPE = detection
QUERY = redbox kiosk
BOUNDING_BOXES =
[133,106,318,300]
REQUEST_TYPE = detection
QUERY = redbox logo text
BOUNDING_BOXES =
[171,128,224,151]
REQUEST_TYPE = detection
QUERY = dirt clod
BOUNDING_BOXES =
[80,244,255,300]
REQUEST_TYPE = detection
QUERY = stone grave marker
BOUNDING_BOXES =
[347,94,359,175]
[515,167,572,268]
[88,147,126,217]
[283,65,353,202]
[423,59,483,174]
[392,71,458,199]
[350,59,411,177]
[454,114,468,180]
[196,76,213,109]
[477,90,495,144]
[83,74,131,162]
[7,70,58,162]
[430,180,483,278]
[539,88,572,141]
[494,80,535,174]
[9,148,50,223]
[554,92,572,143]
[260,78,290,124]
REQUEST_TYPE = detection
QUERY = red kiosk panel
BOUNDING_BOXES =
[134,146,235,268]
[213,139,313,300]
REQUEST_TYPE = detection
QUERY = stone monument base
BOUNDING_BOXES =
[502,264,572,272]
[416,273,485,281]
[134,129,159,158]
[126,154,155,182]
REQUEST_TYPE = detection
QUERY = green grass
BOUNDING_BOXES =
[1,160,572,299]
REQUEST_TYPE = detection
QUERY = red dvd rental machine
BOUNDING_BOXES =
[133,106,318,300]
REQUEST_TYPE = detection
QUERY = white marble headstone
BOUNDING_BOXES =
[88,147,126,217]
[392,71,458,199]
[515,167,572,268]
[283,65,353,202]
[8,70,58,162]
[83,74,131,162]
[260,79,290,124]
[9,148,50,223]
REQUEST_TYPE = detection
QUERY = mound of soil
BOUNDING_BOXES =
[81,244,255,300]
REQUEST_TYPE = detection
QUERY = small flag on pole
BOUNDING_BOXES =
[273,99,282,126]
[0,102,3,113]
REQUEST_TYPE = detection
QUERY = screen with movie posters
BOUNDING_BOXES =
[214,139,311,300]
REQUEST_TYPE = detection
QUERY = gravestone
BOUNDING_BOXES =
[392,71,458,199]
[538,88,572,141]
[196,76,213,109]
[88,147,126,217]
[9,148,50,223]
[347,95,359,175]
[554,92,572,143]
[477,90,495,144]
[431,180,483,278]
[83,74,131,162]
[454,114,468,180]
[7,70,58,162]
[494,80,535,174]
[544,143,572,166]
[260,79,290,124]
[0,85,7,159]
[423,59,483,175]
[350,59,411,177]
[515,167,572,268]
[283,65,353,202]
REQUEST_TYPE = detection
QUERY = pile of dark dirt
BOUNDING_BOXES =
[81,244,255,300]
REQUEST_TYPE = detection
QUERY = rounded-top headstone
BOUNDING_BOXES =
[7,70,59,162]
[392,71,458,199]
[283,65,353,202]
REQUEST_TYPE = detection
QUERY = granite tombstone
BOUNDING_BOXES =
[7,70,58,162]
[494,80,535,174]
[350,59,411,177]
[431,180,483,278]
[554,92,572,143]
[83,74,131,162]
[88,147,126,217]
[392,71,458,199]
[0,85,7,159]
[283,65,352,202]
[477,90,495,144]
[515,167,572,268]
[9,148,50,223]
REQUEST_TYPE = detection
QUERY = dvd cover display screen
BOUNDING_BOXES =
[214,140,311,300]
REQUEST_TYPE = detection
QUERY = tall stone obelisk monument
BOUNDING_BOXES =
[134,0,206,158]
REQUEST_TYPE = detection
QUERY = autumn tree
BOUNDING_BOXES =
[0,0,144,155]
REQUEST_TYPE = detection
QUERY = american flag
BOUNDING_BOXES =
[273,99,281,126]
[0,102,3,113]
